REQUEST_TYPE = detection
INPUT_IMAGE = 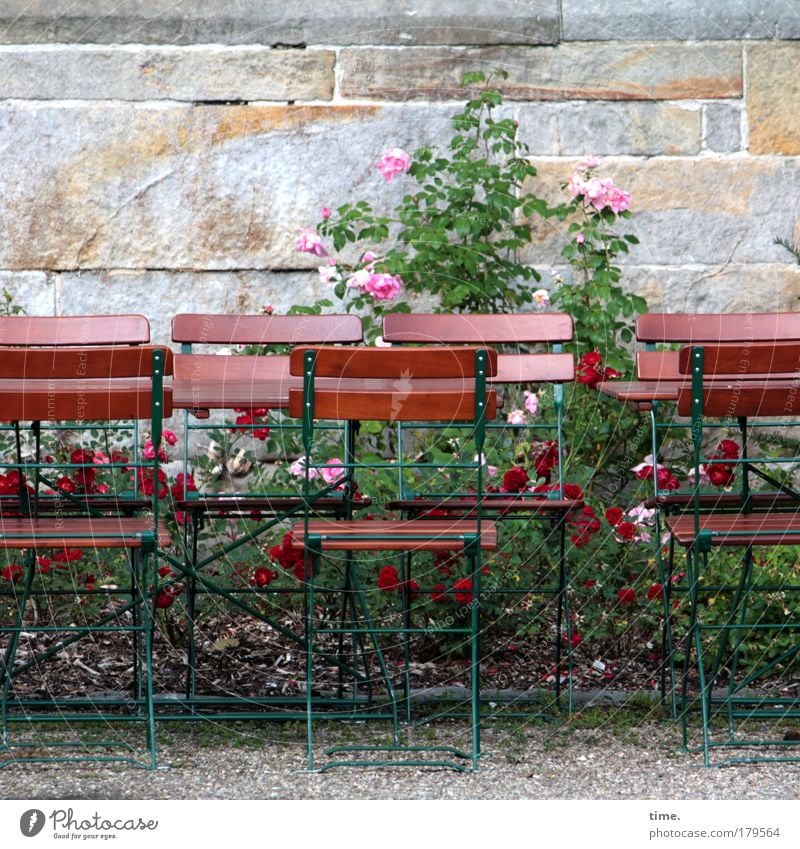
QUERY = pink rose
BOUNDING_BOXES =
[604,184,632,214]
[321,207,331,219]
[318,264,338,284]
[523,390,539,417]
[321,459,346,488]
[162,429,177,445]
[295,228,328,257]
[364,272,403,301]
[346,267,372,290]
[506,409,526,425]
[376,148,412,183]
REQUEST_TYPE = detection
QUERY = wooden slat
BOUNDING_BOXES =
[290,519,498,551]
[636,350,682,382]
[667,513,800,547]
[491,353,574,384]
[0,346,173,379]
[678,342,800,376]
[382,312,574,343]
[676,383,800,417]
[0,315,150,346]
[171,313,363,345]
[597,380,680,405]
[290,346,498,379]
[0,517,171,549]
[645,493,799,510]
[386,497,582,514]
[636,312,800,343]
[0,379,172,420]
[288,386,497,422]
[174,495,371,512]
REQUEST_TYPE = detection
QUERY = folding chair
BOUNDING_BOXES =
[288,345,498,771]
[666,341,800,765]
[598,312,800,711]
[168,313,367,716]
[0,344,173,768]
[381,312,578,714]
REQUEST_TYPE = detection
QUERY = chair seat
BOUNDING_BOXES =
[290,519,498,551]
[386,497,582,515]
[666,512,800,547]
[0,517,171,549]
[645,492,799,510]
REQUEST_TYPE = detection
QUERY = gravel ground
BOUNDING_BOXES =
[1,717,799,800]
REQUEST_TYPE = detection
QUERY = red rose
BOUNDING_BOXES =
[717,439,739,459]
[1,564,23,582]
[646,583,664,601]
[253,567,276,588]
[603,366,622,380]
[155,588,177,609]
[584,578,597,589]
[501,466,529,493]
[453,577,473,605]
[605,506,624,526]
[580,351,602,367]
[377,565,400,592]
[615,521,637,541]
[562,483,584,500]
[617,587,636,606]
[634,464,654,481]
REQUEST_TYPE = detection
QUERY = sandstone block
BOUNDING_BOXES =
[0,46,335,102]
[339,44,742,101]
[562,0,800,40]
[0,1,560,45]
[747,43,800,155]
[704,104,742,153]
[0,103,473,272]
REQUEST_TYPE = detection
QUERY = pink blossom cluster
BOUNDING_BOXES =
[346,251,403,300]
[568,157,631,214]
[295,228,328,257]
[376,148,412,182]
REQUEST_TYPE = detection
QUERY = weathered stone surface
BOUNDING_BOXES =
[0,103,474,271]
[0,46,335,102]
[747,43,800,155]
[538,264,800,315]
[57,271,327,345]
[0,272,56,315]
[533,102,702,156]
[0,1,560,46]
[562,0,800,41]
[523,158,800,266]
[704,103,742,153]
[339,44,742,101]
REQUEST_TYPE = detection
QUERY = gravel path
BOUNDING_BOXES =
[2,718,799,800]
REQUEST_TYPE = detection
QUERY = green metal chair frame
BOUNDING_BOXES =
[0,343,172,769]
[667,341,800,766]
[288,344,499,771]
[381,312,578,716]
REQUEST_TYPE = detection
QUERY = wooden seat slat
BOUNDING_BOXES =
[667,512,800,547]
[645,492,800,510]
[492,353,574,384]
[0,517,171,549]
[291,519,498,551]
[386,497,583,514]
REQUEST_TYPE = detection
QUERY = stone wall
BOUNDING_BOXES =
[1,1,799,341]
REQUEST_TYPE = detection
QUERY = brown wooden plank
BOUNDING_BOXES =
[597,380,680,404]
[645,492,799,509]
[636,312,800,344]
[290,518,498,551]
[386,497,582,514]
[0,381,173,420]
[676,383,800,417]
[667,512,800,547]
[0,346,173,379]
[677,342,800,376]
[0,517,171,549]
[382,312,573,344]
[288,386,497,422]
[172,313,363,345]
[290,345,498,379]
[0,315,150,346]
[491,353,574,384]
